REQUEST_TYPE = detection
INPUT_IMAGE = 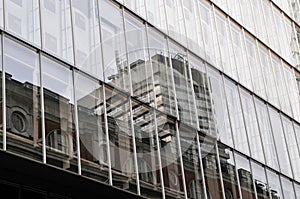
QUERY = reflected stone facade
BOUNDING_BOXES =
[1,0,300,199]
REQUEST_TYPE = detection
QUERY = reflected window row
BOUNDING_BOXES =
[1,31,300,198]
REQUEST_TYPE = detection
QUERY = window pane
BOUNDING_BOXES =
[104,85,137,193]
[74,71,109,183]
[157,113,184,198]
[5,0,40,46]
[148,28,176,117]
[268,108,292,177]
[254,99,279,170]
[201,139,223,199]
[239,89,265,163]
[125,13,154,105]
[281,176,295,199]
[145,0,167,31]
[179,124,205,199]
[224,78,249,155]
[131,100,162,198]
[215,13,236,80]
[245,35,266,99]
[259,47,279,108]
[251,162,269,199]
[189,56,215,136]
[72,0,103,79]
[41,0,74,63]
[100,0,129,92]
[207,67,232,146]
[124,0,146,19]
[266,169,283,199]
[234,154,255,199]
[281,117,300,182]
[169,41,196,127]
[218,144,240,199]
[5,38,42,162]
[42,57,77,172]
[165,0,186,45]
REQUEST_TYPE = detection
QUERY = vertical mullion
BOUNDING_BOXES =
[98,0,112,186]
[2,31,5,151]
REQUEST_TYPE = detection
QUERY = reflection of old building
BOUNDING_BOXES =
[1,0,300,199]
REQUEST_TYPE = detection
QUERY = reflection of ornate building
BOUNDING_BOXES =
[1,0,300,199]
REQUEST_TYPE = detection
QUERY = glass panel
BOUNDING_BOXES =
[201,138,223,199]
[179,123,205,199]
[41,0,74,63]
[218,143,240,199]
[239,89,265,163]
[252,0,268,43]
[215,13,236,80]
[262,1,280,53]
[228,0,242,22]
[251,162,269,199]
[231,25,252,90]
[5,38,42,161]
[184,0,204,55]
[207,67,232,146]
[198,1,220,68]
[259,47,279,108]
[42,56,77,173]
[224,78,249,155]
[283,18,294,64]
[147,27,176,117]
[169,41,196,127]
[254,98,279,170]
[145,0,167,31]
[124,13,153,105]
[189,56,215,136]
[234,154,255,199]
[281,116,300,182]
[100,0,129,92]
[268,108,292,177]
[124,0,146,19]
[104,85,137,193]
[294,123,300,155]
[165,0,186,45]
[271,56,292,116]
[283,65,300,121]
[295,182,300,198]
[74,71,108,183]
[0,0,3,29]
[245,35,266,99]
[131,100,162,198]
[157,113,184,198]
[72,0,103,79]
[266,169,283,199]
[240,0,255,33]
[5,0,40,46]
[281,176,295,199]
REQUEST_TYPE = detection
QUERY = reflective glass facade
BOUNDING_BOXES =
[1,0,300,198]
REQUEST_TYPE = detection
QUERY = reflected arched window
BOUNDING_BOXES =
[188,180,205,199]
[46,129,76,155]
[225,189,233,199]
